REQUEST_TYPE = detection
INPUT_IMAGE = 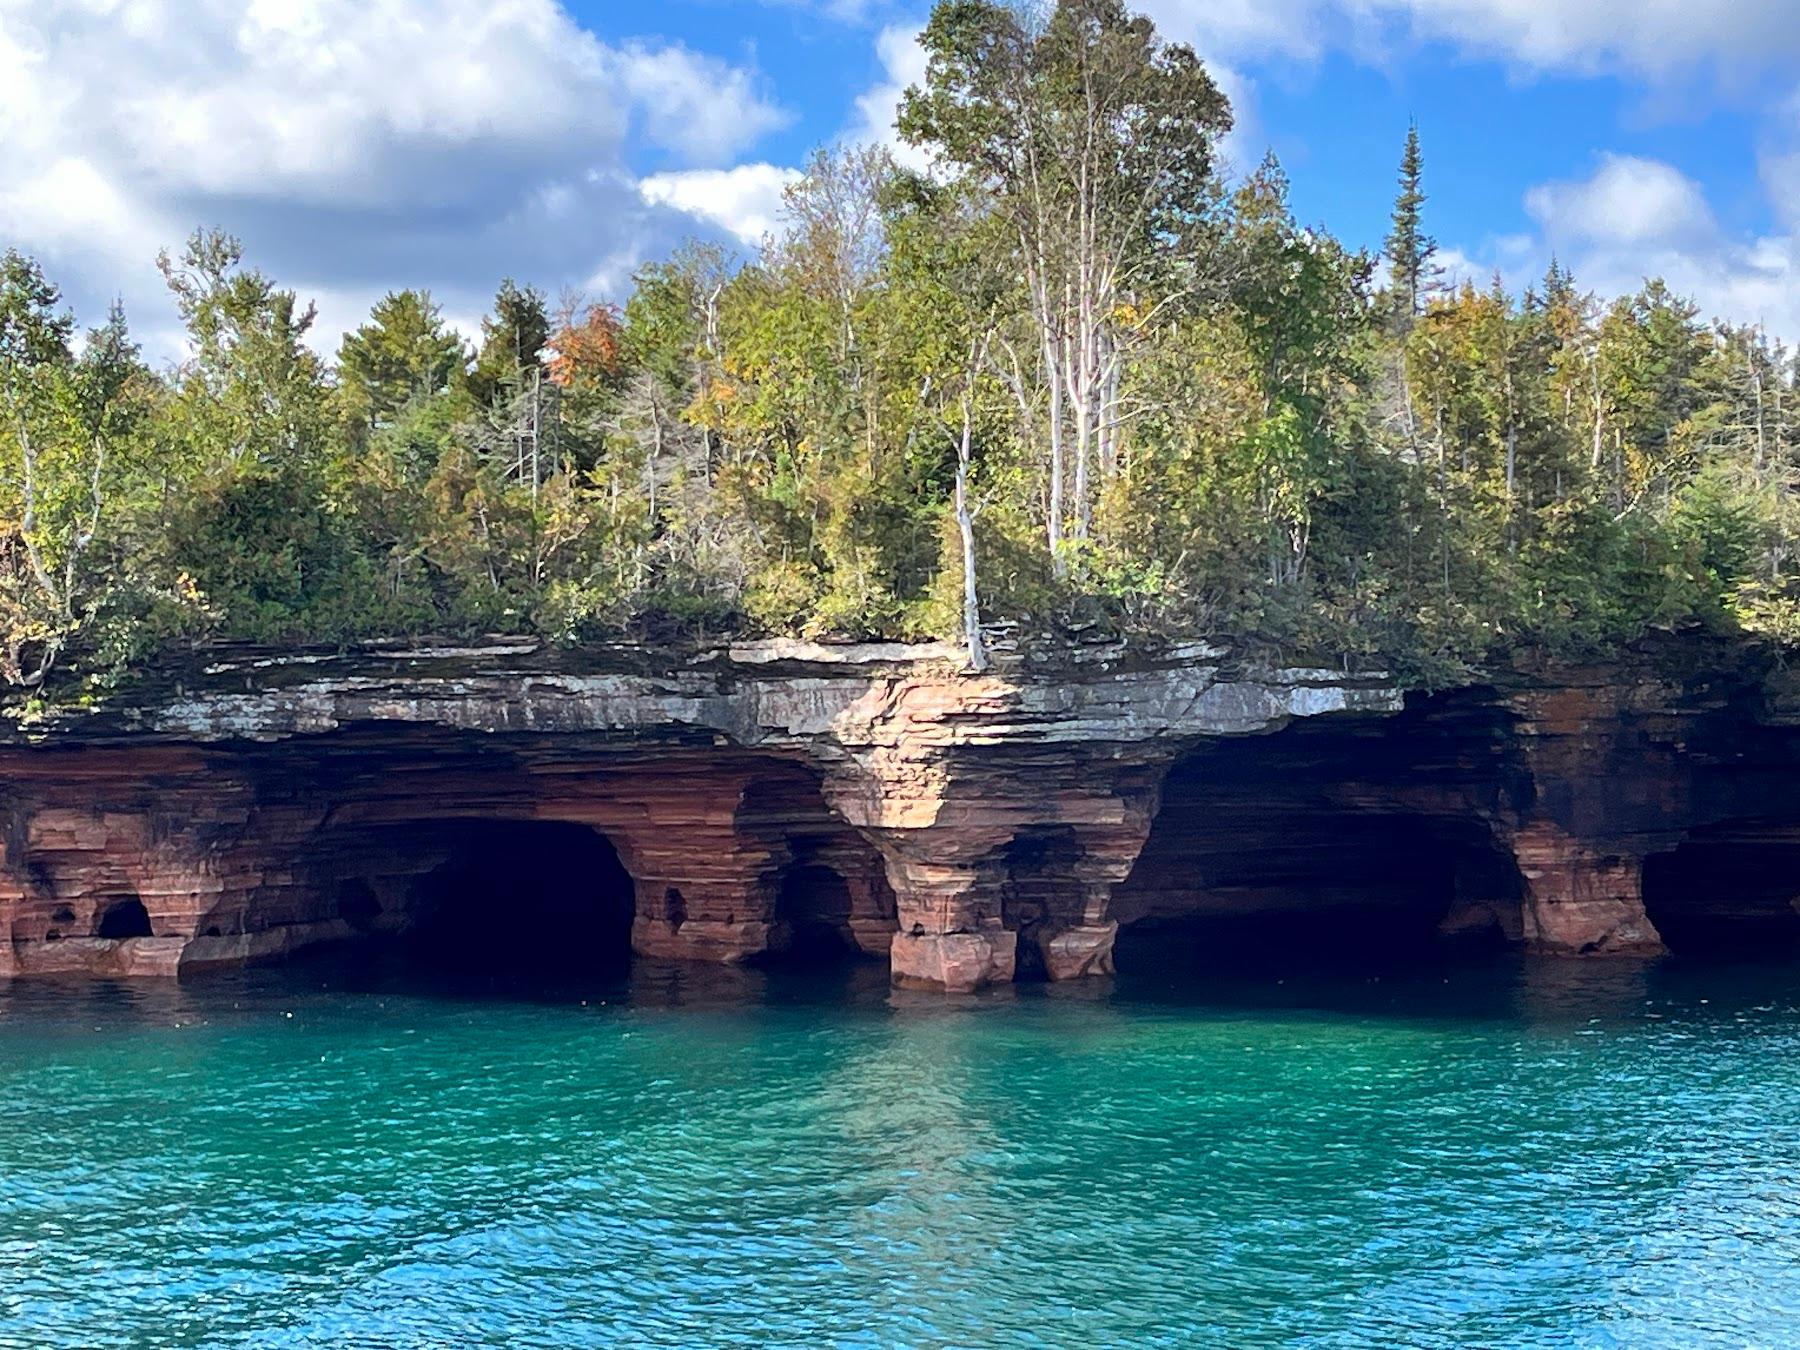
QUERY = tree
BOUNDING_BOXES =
[464,279,554,494]
[158,229,330,469]
[1384,123,1438,325]
[0,254,148,686]
[467,278,550,409]
[951,329,994,671]
[900,0,1232,559]
[337,290,465,439]
[1230,158,1375,588]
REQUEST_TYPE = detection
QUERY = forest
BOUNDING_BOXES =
[4,0,1798,696]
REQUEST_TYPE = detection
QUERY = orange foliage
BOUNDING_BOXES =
[547,302,624,388]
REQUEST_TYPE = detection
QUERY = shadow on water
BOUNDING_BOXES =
[0,944,906,1035]
[1108,919,1800,1030]
[11,933,1800,1038]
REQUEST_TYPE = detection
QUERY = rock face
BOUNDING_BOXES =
[3,635,1799,989]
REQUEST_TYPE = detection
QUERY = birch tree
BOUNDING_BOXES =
[0,253,147,687]
[899,0,1231,563]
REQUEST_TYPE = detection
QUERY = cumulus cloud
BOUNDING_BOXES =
[844,24,933,171]
[1508,154,1800,341]
[613,42,791,166]
[1371,0,1800,81]
[1139,0,1800,81]
[1524,154,1718,248]
[0,0,789,356]
[639,165,802,247]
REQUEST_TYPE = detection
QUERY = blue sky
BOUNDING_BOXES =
[2,0,1797,353]
[580,0,1792,256]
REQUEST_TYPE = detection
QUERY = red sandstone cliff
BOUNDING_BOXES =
[2,635,1796,989]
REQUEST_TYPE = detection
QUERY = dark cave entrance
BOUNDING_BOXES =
[1643,829,1800,956]
[403,820,637,976]
[999,827,1084,982]
[766,863,860,966]
[94,895,154,940]
[1113,817,1519,975]
[1112,715,1525,977]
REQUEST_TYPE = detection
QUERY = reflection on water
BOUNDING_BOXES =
[5,947,1800,1347]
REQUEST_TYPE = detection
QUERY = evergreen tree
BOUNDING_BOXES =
[337,290,466,438]
[1384,123,1438,325]
[467,279,550,411]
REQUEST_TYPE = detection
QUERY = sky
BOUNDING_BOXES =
[2,0,1798,360]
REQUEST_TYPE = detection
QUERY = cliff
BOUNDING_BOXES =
[3,635,1797,990]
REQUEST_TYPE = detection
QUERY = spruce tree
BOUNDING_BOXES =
[1385,123,1437,324]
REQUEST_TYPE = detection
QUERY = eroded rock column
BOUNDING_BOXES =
[1510,824,1664,955]
[827,755,1163,993]
[1501,681,1686,957]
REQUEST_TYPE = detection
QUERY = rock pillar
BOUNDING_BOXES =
[1511,825,1663,955]
[828,754,1164,993]
[559,776,788,966]
[1501,681,1685,957]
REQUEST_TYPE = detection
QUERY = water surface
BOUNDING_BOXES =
[4,953,1800,1347]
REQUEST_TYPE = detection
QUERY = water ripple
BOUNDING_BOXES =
[3,956,1800,1346]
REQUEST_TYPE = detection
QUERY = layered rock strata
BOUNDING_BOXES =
[3,636,1797,989]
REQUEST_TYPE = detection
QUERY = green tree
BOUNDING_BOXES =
[900,0,1232,557]
[158,229,330,469]
[1384,123,1438,325]
[0,254,151,686]
[338,290,465,441]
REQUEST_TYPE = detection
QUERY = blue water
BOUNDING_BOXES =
[4,953,1800,1347]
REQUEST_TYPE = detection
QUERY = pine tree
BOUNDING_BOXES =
[338,290,466,437]
[1385,123,1438,324]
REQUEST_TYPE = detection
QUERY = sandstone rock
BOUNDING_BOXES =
[0,636,1791,986]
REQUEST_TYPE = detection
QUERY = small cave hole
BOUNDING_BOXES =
[766,864,858,967]
[664,887,688,929]
[998,828,1084,982]
[94,897,154,940]
[50,906,75,924]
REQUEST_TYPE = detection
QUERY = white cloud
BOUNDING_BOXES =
[614,42,791,166]
[1525,154,1717,248]
[1373,0,1800,81]
[0,0,789,356]
[1141,0,1342,65]
[639,165,801,247]
[845,24,933,171]
[1496,154,1800,341]
[1139,0,1800,81]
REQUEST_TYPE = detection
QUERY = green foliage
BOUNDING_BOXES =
[337,290,466,440]
[6,0,1800,699]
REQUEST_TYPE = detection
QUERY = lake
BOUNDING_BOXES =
[4,951,1800,1347]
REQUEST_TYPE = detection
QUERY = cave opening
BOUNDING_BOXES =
[1000,827,1084,982]
[94,895,154,940]
[401,820,637,977]
[1643,830,1800,956]
[335,879,382,932]
[1113,818,1516,975]
[766,863,860,967]
[1112,718,1524,978]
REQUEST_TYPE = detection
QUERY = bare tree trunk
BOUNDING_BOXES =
[955,419,987,674]
[1045,333,1065,564]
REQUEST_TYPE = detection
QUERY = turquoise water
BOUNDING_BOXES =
[5,954,1800,1348]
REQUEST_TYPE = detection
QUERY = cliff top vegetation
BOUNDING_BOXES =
[4,0,1798,699]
